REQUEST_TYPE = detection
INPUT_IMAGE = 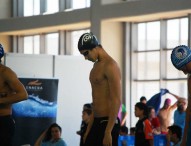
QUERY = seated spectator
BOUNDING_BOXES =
[140,96,147,104]
[34,123,67,146]
[166,125,182,146]
[119,126,129,146]
[148,106,161,135]
[134,102,153,146]
[119,126,128,136]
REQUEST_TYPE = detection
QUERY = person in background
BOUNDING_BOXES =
[166,125,182,146]
[129,127,135,136]
[134,102,153,146]
[174,98,187,134]
[148,106,161,135]
[140,96,147,104]
[77,104,92,146]
[119,125,128,136]
[77,103,92,135]
[34,123,67,146]
[0,44,28,146]
[157,92,179,134]
[171,45,191,146]
[118,103,128,126]
[119,126,128,146]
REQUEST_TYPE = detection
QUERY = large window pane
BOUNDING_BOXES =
[24,35,40,54]
[136,81,160,101]
[180,18,188,45]
[44,0,59,14]
[70,29,89,55]
[24,0,40,16]
[137,52,160,80]
[72,0,90,9]
[33,35,40,54]
[147,22,160,50]
[138,21,160,51]
[24,36,33,54]
[138,23,146,51]
[166,50,186,78]
[167,18,188,48]
[45,33,59,55]
[166,80,187,104]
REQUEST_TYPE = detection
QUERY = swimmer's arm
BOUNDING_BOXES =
[168,92,180,100]
[105,63,121,133]
[0,68,28,104]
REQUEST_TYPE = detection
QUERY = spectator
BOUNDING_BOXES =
[166,125,182,146]
[77,104,92,146]
[140,96,147,104]
[148,106,161,135]
[174,98,187,134]
[134,102,153,146]
[34,123,67,146]
[158,92,179,134]
[118,103,128,126]
[129,127,135,136]
[119,126,128,136]
[119,126,128,146]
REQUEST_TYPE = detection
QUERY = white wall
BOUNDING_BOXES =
[5,53,93,146]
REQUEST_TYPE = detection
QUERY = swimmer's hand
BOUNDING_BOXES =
[103,131,112,146]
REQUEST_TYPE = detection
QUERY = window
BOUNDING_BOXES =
[24,0,40,16]
[45,33,59,55]
[138,21,160,51]
[24,35,40,54]
[132,18,188,99]
[167,18,188,48]
[44,0,59,14]
[71,0,90,9]
[137,52,160,80]
[130,18,188,126]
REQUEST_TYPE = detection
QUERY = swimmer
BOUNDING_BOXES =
[78,32,122,146]
[0,44,28,146]
[171,45,191,146]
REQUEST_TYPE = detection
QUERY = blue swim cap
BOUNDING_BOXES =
[171,45,191,70]
[0,44,4,60]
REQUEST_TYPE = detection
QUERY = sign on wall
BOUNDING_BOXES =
[12,78,59,146]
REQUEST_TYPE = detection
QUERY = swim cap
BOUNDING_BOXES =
[0,44,4,59]
[78,32,99,51]
[164,98,171,105]
[171,45,191,69]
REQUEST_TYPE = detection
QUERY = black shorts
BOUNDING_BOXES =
[0,115,15,146]
[84,117,120,146]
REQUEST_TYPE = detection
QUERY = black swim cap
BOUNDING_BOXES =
[78,32,99,51]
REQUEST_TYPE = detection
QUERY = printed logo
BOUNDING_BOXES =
[82,33,91,44]
[175,46,187,59]
[26,80,43,91]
